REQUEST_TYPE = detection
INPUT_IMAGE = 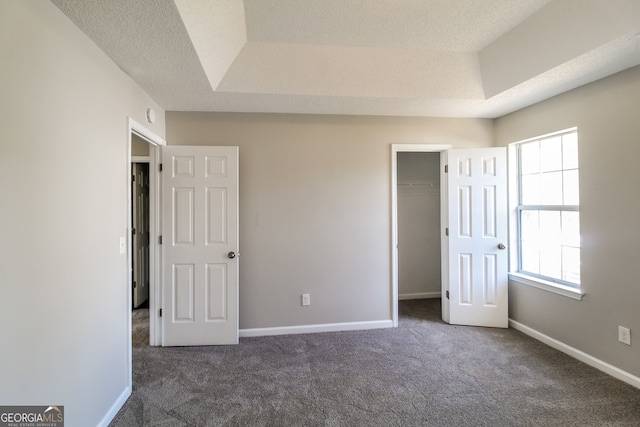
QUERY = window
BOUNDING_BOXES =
[514,128,580,289]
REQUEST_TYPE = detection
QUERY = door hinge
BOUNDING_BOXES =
[132,174,135,182]
[444,164,448,173]
[159,163,163,172]
[132,227,136,235]
[445,227,449,236]
[133,281,137,289]
[158,235,163,245]
[159,308,163,317]
[446,290,450,300]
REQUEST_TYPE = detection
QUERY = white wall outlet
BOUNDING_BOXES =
[302,293,311,306]
[618,326,631,345]
[119,236,126,255]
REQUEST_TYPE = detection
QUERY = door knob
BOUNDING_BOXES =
[497,243,506,250]
[228,251,237,259]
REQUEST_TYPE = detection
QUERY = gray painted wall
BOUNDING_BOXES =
[167,113,493,329]
[495,65,640,378]
[0,2,164,425]
[132,133,150,156]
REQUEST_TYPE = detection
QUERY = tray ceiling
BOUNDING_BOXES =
[52,0,640,117]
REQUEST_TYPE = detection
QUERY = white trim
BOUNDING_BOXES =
[391,144,452,328]
[130,119,166,146]
[125,117,165,401]
[509,126,578,146]
[509,319,640,389]
[439,150,449,324]
[131,155,150,163]
[399,292,441,300]
[96,386,131,427]
[509,273,584,300]
[507,144,519,276]
[240,320,393,338]
[508,127,582,295]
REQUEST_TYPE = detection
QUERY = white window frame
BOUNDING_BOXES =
[508,128,584,300]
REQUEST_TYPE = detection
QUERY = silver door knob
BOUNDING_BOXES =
[228,251,236,259]
[497,243,506,250]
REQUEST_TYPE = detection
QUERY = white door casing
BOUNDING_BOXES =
[162,146,239,346]
[447,148,508,328]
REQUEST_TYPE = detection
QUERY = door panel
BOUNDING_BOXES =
[162,146,239,346]
[206,263,226,320]
[206,188,227,244]
[447,148,508,328]
[173,263,195,321]
[175,189,194,244]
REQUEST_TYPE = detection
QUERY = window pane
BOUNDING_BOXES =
[520,210,539,243]
[540,136,562,172]
[520,142,539,175]
[540,243,562,280]
[540,211,561,246]
[539,211,562,278]
[520,210,540,275]
[521,174,541,205]
[562,246,581,284]
[563,169,579,205]
[540,171,563,205]
[563,132,579,169]
[562,211,580,247]
[521,240,540,275]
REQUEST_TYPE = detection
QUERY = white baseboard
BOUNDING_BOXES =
[240,319,394,338]
[399,292,441,300]
[509,319,640,390]
[97,386,131,427]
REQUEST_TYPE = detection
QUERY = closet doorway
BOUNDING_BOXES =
[390,144,450,326]
[396,151,442,301]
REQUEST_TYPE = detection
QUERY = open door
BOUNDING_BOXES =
[446,147,508,328]
[161,146,239,346]
[132,162,150,308]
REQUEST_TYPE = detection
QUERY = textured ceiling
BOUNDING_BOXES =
[51,0,640,118]
[243,0,548,51]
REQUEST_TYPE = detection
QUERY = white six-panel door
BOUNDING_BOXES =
[162,146,239,346]
[447,148,508,328]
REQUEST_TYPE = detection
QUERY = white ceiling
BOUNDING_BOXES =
[52,0,640,118]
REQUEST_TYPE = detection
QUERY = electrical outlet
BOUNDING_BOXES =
[302,293,311,306]
[618,326,631,345]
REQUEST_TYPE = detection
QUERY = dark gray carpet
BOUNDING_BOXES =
[111,299,640,426]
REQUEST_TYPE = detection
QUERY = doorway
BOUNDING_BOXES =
[392,145,509,329]
[125,117,165,391]
[396,152,442,301]
[127,124,162,346]
[390,144,451,327]
[131,134,150,310]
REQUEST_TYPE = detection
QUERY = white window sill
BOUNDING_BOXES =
[508,273,584,301]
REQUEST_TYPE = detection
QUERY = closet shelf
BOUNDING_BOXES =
[397,181,436,187]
